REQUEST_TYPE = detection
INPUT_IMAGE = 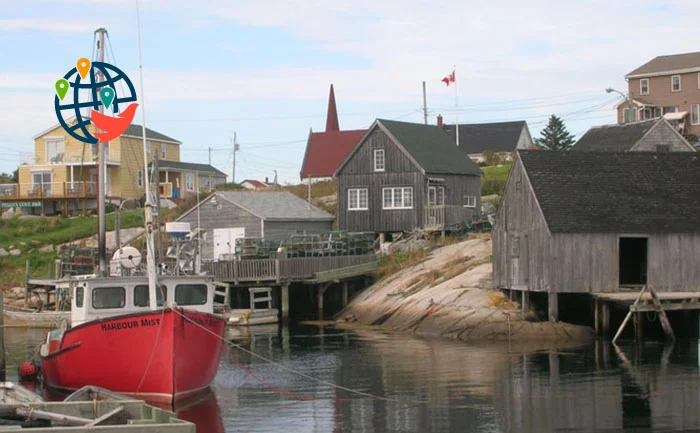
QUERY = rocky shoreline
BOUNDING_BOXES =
[338,235,593,343]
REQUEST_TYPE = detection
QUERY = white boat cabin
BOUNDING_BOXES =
[69,275,216,327]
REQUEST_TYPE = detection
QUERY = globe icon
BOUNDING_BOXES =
[54,61,137,144]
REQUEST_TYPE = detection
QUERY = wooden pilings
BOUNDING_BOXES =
[281,283,289,325]
[548,292,558,323]
[0,292,4,381]
[521,290,529,314]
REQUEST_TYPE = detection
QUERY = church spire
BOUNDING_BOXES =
[325,84,340,132]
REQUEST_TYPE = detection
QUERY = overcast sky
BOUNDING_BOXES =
[1,0,698,183]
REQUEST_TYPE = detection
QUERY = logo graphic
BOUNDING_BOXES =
[54,57,138,144]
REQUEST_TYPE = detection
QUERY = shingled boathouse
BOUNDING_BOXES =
[493,150,700,337]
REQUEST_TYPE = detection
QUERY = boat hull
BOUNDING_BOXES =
[40,308,224,405]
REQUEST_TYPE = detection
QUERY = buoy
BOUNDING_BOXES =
[19,360,38,381]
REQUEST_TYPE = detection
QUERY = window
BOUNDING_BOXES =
[436,187,445,206]
[622,108,630,124]
[382,187,413,209]
[32,171,51,195]
[75,287,84,308]
[175,284,208,306]
[641,108,652,120]
[656,145,670,152]
[185,173,195,192]
[92,287,125,309]
[463,195,476,208]
[161,146,166,159]
[428,186,445,206]
[640,79,649,95]
[348,188,368,210]
[692,104,700,125]
[133,285,167,307]
[137,170,143,188]
[671,75,681,92]
[45,138,65,163]
[373,149,385,171]
[663,106,678,114]
[654,107,663,118]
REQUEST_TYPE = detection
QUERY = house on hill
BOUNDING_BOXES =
[492,150,700,322]
[0,119,225,215]
[240,179,269,190]
[335,119,482,235]
[572,118,694,152]
[300,84,366,183]
[616,51,700,137]
[177,191,334,259]
[439,116,535,163]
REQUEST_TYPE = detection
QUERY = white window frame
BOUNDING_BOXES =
[463,195,476,208]
[185,173,195,192]
[382,187,413,210]
[45,137,65,164]
[622,108,630,124]
[347,188,368,211]
[427,186,445,206]
[161,145,166,159]
[373,149,385,172]
[137,170,143,188]
[671,75,681,92]
[692,104,700,126]
[640,78,649,95]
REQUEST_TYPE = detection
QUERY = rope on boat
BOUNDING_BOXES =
[169,307,411,404]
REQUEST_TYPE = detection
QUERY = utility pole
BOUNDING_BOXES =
[273,169,278,186]
[208,146,211,165]
[231,132,239,184]
[422,81,428,125]
[95,27,108,276]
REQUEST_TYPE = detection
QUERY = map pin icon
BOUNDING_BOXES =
[76,58,91,79]
[55,79,69,100]
[100,87,115,109]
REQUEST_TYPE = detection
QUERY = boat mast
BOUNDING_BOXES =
[95,28,108,277]
[135,0,159,310]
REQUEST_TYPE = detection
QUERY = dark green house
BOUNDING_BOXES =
[334,119,482,234]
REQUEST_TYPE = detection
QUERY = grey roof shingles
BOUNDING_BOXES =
[572,120,657,152]
[150,160,227,177]
[626,51,700,77]
[377,119,482,176]
[442,121,527,154]
[123,124,181,143]
[217,191,334,221]
[518,150,700,233]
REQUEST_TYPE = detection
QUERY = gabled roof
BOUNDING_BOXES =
[300,129,366,179]
[442,121,529,154]
[572,119,658,151]
[122,124,181,144]
[213,191,333,221]
[372,119,482,176]
[241,179,268,188]
[517,150,700,233]
[626,51,700,78]
[150,160,226,176]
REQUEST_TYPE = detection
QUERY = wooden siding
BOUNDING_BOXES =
[493,158,552,292]
[648,234,700,291]
[264,220,334,242]
[632,121,693,151]
[337,127,480,232]
[179,197,262,258]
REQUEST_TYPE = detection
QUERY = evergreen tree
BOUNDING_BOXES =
[536,115,575,150]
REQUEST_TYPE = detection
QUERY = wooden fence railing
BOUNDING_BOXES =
[202,254,378,284]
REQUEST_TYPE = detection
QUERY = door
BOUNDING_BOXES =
[213,228,246,259]
[32,171,51,196]
[509,233,529,289]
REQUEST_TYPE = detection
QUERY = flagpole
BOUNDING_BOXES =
[454,66,459,147]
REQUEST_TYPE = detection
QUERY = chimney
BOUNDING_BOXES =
[437,114,443,128]
[265,176,269,183]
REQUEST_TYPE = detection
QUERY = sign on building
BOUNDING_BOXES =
[0,201,42,209]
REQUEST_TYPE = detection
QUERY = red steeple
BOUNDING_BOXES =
[325,84,340,132]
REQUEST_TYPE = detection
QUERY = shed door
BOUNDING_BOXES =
[509,233,528,289]
[213,228,245,259]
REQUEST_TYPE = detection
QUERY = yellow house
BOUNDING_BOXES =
[0,121,227,215]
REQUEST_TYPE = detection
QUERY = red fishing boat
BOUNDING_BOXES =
[38,22,225,405]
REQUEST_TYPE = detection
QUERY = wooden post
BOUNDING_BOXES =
[649,287,675,341]
[342,280,348,307]
[318,285,324,321]
[635,312,644,340]
[0,292,5,381]
[24,260,30,308]
[548,292,558,323]
[613,286,647,344]
[281,284,289,325]
[521,290,529,313]
[594,297,600,335]
[602,302,610,336]
[224,284,231,308]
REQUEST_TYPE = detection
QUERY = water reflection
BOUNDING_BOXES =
[4,326,700,432]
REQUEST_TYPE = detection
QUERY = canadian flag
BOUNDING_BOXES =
[441,70,455,86]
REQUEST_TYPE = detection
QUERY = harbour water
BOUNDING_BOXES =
[5,325,700,432]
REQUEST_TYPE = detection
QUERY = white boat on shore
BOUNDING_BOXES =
[2,306,70,328]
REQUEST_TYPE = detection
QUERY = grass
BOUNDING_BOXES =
[481,163,512,196]
[0,209,145,290]
[375,249,430,281]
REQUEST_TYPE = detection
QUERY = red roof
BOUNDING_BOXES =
[241,179,268,188]
[300,129,366,179]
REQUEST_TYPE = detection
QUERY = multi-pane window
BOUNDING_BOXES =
[348,188,368,210]
[671,75,681,92]
[428,186,445,206]
[373,149,385,171]
[382,187,413,209]
[663,106,678,114]
[185,173,195,192]
[45,138,65,163]
[691,104,700,125]
[463,195,477,208]
[640,79,649,95]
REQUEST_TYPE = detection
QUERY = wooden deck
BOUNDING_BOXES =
[593,291,700,312]
[202,254,379,284]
